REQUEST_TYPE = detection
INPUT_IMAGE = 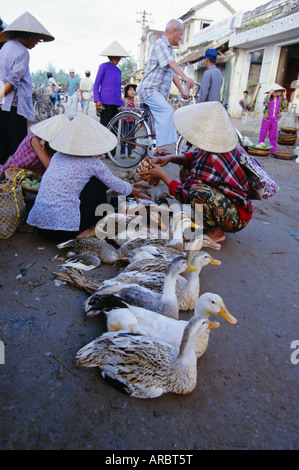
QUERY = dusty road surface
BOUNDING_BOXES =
[0,136,299,451]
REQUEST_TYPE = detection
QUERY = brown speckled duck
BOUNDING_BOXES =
[76,316,211,399]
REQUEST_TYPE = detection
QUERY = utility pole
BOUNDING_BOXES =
[136,10,153,71]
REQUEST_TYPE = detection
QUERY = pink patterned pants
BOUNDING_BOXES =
[259,117,278,152]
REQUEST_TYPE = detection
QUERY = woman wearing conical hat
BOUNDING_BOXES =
[138,102,254,244]
[27,114,150,243]
[258,83,288,153]
[0,12,54,164]
[93,41,130,127]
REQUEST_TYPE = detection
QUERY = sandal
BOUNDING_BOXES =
[153,148,171,156]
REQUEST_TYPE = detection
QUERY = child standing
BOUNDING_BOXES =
[121,84,139,159]
[259,83,287,152]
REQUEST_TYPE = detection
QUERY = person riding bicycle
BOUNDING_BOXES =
[46,72,59,103]
[136,19,194,157]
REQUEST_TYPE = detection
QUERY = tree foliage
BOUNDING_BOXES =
[31,62,81,88]
[119,56,137,83]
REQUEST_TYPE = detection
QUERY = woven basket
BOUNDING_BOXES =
[247,147,271,156]
[0,179,26,239]
[279,127,297,134]
[278,133,297,145]
[5,168,41,193]
[273,151,294,160]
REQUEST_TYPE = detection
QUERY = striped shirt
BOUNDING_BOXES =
[0,40,34,121]
[198,65,223,103]
[137,35,175,102]
[168,148,253,220]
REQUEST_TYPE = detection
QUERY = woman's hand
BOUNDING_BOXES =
[130,184,151,203]
[151,156,173,166]
[138,163,172,187]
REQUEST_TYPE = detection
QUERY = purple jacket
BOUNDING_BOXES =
[93,62,123,105]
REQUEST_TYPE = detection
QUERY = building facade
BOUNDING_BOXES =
[133,0,299,119]
[178,0,299,118]
[229,0,299,118]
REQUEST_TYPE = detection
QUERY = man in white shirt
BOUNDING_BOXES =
[80,70,93,115]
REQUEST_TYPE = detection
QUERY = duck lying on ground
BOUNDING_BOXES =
[54,236,160,271]
[76,316,212,399]
[94,251,221,311]
[85,292,237,359]
[84,256,197,319]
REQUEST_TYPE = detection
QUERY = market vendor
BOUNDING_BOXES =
[27,113,150,243]
[138,101,254,243]
[0,12,54,164]
[0,114,69,178]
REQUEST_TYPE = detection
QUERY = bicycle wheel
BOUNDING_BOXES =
[34,101,51,121]
[176,135,196,155]
[234,126,244,145]
[107,111,154,168]
[54,103,65,115]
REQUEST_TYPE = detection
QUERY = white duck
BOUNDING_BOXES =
[85,292,237,359]
[76,316,211,399]
[84,256,197,319]
[96,251,221,311]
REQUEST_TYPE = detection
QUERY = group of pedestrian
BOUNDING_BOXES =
[0,12,288,245]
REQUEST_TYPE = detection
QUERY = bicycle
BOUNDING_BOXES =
[106,83,202,168]
[106,104,156,168]
[33,88,65,122]
[106,81,244,167]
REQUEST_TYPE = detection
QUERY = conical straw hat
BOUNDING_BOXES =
[265,82,285,93]
[173,102,238,153]
[100,40,130,57]
[3,11,54,42]
[30,114,70,142]
[49,113,117,156]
